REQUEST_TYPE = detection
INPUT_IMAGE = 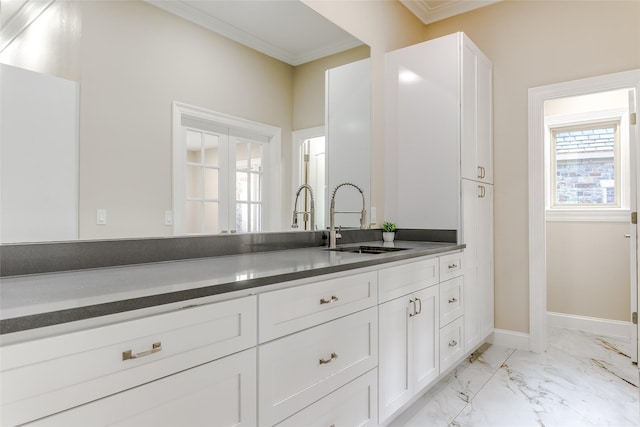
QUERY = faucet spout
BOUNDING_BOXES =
[291,184,315,230]
[329,182,367,248]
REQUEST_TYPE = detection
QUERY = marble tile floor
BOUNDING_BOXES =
[389,327,639,427]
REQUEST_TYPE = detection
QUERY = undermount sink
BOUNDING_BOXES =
[328,245,409,255]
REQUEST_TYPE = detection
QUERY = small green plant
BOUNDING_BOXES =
[382,221,397,232]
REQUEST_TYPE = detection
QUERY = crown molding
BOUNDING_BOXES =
[400,0,502,25]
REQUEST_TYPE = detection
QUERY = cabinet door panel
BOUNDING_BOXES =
[462,180,481,352]
[479,184,495,338]
[477,54,493,184]
[378,296,412,421]
[461,41,478,182]
[412,286,440,392]
[30,348,257,427]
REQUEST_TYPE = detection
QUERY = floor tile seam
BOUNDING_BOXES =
[449,347,518,425]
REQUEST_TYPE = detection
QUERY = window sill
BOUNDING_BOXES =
[545,209,630,222]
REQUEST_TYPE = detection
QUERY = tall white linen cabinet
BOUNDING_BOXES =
[385,32,494,356]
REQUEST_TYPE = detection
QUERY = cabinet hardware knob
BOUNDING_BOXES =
[448,264,457,269]
[320,295,339,304]
[122,342,162,361]
[319,352,338,365]
[448,297,458,304]
[448,340,458,347]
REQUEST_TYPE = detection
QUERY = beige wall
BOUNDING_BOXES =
[547,221,630,321]
[302,0,426,219]
[293,45,370,131]
[423,0,640,332]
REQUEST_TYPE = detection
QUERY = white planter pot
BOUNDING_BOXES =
[382,232,395,242]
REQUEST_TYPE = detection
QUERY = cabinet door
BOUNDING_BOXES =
[461,36,493,184]
[385,33,461,230]
[476,53,493,184]
[378,295,412,421]
[461,40,479,182]
[462,180,481,352]
[30,348,257,427]
[478,184,494,338]
[412,286,440,392]
[378,286,439,422]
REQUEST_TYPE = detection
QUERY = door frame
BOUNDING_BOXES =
[528,69,640,354]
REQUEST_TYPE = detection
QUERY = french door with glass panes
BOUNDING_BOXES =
[176,127,266,235]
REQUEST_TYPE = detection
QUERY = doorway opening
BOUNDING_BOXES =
[528,69,640,359]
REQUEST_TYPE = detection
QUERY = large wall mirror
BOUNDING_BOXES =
[0,0,371,243]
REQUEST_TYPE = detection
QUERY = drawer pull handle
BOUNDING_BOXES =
[319,352,338,365]
[448,263,458,269]
[449,340,458,347]
[415,297,422,315]
[409,298,417,317]
[320,295,339,305]
[448,297,458,304]
[122,342,162,361]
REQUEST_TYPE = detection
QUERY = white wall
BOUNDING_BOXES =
[1,64,79,243]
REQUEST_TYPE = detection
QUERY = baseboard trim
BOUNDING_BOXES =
[486,329,530,351]
[547,312,632,339]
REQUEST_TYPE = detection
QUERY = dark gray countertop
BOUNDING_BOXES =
[0,241,463,334]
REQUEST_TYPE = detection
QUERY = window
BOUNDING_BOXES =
[173,102,280,235]
[544,89,632,221]
[551,122,620,207]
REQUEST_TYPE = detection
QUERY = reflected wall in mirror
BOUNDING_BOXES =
[0,0,370,243]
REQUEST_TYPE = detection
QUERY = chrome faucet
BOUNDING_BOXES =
[291,184,315,230]
[329,182,367,248]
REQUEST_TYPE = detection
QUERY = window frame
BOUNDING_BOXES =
[544,107,630,222]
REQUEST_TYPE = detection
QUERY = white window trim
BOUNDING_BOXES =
[172,101,281,234]
[544,107,630,222]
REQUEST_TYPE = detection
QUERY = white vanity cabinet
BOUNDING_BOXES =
[378,260,440,423]
[257,272,378,427]
[0,295,257,427]
[385,31,494,354]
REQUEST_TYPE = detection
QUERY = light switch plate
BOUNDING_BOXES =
[96,209,107,225]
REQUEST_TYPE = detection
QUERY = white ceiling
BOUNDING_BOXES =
[146,0,363,66]
[146,0,501,67]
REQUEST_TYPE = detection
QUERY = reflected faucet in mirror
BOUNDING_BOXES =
[329,182,367,249]
[291,184,316,231]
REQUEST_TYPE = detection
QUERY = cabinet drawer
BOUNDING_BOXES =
[259,307,378,426]
[440,316,464,373]
[27,348,257,427]
[276,369,378,427]
[259,271,377,342]
[440,276,464,326]
[1,296,257,426]
[378,258,438,303]
[439,252,464,281]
